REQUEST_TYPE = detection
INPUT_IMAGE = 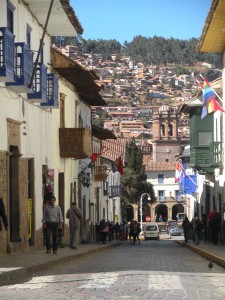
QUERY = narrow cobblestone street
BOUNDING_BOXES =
[1,240,225,299]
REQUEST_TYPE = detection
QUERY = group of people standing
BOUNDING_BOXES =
[182,207,221,245]
[97,219,141,245]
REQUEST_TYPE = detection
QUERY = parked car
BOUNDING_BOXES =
[165,220,177,233]
[144,222,160,240]
[176,213,187,222]
[169,225,183,236]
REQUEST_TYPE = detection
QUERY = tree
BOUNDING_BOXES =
[92,118,104,128]
[121,139,156,213]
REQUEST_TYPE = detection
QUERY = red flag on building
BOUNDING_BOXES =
[112,155,123,175]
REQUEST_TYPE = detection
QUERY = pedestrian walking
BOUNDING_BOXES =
[132,220,138,244]
[66,203,82,249]
[108,221,114,241]
[202,213,208,242]
[190,212,203,245]
[128,220,134,243]
[208,207,221,245]
[100,218,109,244]
[114,222,120,240]
[42,196,63,254]
[182,216,190,243]
[210,211,221,245]
[137,222,141,245]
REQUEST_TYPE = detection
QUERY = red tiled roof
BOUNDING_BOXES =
[145,162,176,171]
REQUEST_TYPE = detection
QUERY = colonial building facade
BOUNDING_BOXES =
[0,0,108,254]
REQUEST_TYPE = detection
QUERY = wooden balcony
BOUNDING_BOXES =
[59,128,91,158]
[94,165,108,181]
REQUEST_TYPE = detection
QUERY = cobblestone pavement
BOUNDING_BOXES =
[1,240,225,299]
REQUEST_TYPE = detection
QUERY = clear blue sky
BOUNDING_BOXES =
[71,0,212,44]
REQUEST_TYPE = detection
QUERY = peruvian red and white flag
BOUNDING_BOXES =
[175,161,184,183]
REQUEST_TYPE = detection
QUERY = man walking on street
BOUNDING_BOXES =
[66,203,82,249]
[42,196,63,254]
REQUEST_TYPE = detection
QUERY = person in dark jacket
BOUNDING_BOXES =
[99,219,109,244]
[0,197,8,232]
[182,216,190,243]
[210,211,221,245]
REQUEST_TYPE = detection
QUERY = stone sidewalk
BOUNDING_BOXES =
[1,238,225,286]
[0,241,122,286]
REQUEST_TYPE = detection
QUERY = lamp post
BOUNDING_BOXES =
[140,193,151,230]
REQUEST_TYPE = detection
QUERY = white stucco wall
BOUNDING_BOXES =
[146,170,179,198]
[0,0,89,231]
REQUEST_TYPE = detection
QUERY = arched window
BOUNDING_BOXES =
[169,124,173,136]
[160,124,165,136]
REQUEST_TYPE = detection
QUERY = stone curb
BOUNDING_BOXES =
[0,242,122,286]
[175,240,225,269]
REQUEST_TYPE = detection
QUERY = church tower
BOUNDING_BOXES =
[152,105,181,162]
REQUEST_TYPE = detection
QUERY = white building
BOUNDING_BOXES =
[0,0,107,254]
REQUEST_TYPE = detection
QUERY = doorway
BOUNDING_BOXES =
[9,146,21,242]
[58,172,65,219]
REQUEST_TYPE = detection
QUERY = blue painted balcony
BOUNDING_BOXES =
[0,27,14,82]
[6,42,33,93]
[41,73,58,108]
[27,63,47,103]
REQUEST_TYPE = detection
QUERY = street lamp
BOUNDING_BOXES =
[140,193,151,230]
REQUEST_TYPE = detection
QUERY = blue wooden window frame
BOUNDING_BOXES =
[27,63,47,102]
[7,0,15,34]
[26,24,32,49]
[158,190,165,201]
[0,27,14,81]
[6,42,33,92]
[41,73,59,108]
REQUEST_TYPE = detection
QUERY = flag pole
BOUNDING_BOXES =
[200,74,223,103]
[178,162,197,186]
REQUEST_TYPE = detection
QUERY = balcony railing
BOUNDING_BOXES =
[6,42,33,93]
[190,142,222,173]
[209,142,222,167]
[158,196,166,202]
[94,165,108,181]
[109,185,120,198]
[41,73,59,108]
[27,63,47,103]
[59,128,91,158]
[0,27,14,82]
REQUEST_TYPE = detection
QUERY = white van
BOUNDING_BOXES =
[144,222,160,240]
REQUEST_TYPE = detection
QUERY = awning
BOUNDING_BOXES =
[51,47,107,106]
[92,125,116,140]
[24,0,83,36]
[197,0,225,52]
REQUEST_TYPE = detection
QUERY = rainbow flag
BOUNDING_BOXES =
[201,78,225,119]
